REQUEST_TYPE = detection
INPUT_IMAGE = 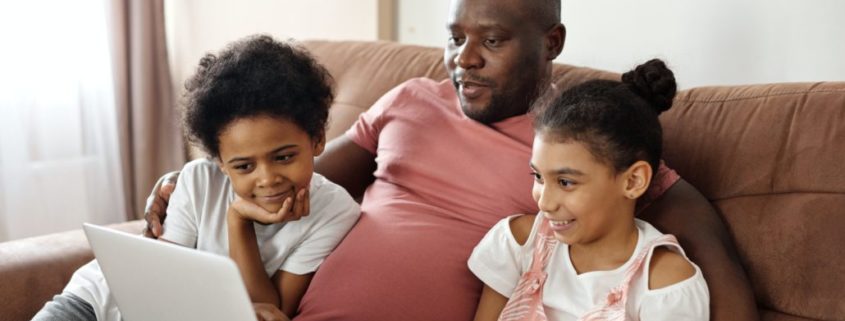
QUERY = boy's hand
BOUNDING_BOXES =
[143,171,180,238]
[230,187,310,225]
[252,303,290,321]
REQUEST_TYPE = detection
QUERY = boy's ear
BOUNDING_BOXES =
[215,158,230,177]
[622,160,652,200]
[313,133,326,157]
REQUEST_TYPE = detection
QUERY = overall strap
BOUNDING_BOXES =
[580,234,681,321]
[497,216,558,321]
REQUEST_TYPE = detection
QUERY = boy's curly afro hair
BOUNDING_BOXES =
[183,34,334,157]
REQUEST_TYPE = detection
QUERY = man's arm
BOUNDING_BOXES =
[314,135,377,200]
[639,178,759,321]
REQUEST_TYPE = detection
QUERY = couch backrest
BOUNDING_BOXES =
[301,40,845,321]
[662,83,845,320]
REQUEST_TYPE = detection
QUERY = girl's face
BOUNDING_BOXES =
[530,132,642,245]
[217,115,324,213]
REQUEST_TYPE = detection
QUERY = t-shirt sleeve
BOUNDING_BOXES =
[160,162,202,248]
[639,266,710,321]
[279,184,361,275]
[467,216,527,298]
[344,82,408,154]
[638,160,681,211]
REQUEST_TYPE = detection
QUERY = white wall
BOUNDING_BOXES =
[165,0,383,90]
[397,0,845,89]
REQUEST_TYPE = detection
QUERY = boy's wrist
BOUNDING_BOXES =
[227,207,253,226]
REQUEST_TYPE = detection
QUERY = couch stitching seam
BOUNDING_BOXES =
[676,89,845,104]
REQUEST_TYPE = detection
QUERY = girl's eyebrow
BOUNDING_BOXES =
[226,144,297,164]
[529,162,584,176]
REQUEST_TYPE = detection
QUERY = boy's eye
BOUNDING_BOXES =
[233,163,253,171]
[531,172,543,183]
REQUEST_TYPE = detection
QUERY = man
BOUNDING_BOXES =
[146,0,759,320]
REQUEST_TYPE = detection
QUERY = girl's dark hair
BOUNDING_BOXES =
[183,34,334,157]
[533,59,676,173]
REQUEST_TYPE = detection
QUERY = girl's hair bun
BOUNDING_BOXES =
[621,59,677,114]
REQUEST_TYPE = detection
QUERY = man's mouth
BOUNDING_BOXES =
[457,80,489,100]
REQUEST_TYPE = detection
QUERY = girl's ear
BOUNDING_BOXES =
[622,160,653,200]
[313,133,326,157]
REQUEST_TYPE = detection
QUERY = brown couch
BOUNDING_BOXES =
[1,40,843,321]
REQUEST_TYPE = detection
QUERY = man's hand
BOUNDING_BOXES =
[253,303,290,321]
[142,171,180,238]
[229,187,310,225]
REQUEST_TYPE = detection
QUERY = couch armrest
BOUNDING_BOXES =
[0,220,144,321]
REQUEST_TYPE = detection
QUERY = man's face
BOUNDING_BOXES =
[444,0,552,124]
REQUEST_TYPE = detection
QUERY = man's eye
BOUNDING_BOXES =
[275,154,293,162]
[449,36,465,46]
[484,38,501,47]
[531,172,543,183]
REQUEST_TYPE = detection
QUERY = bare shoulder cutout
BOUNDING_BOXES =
[508,214,536,246]
[648,246,696,290]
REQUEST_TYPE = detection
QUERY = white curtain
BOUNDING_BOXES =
[0,0,127,241]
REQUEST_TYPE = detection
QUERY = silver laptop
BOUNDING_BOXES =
[83,223,258,321]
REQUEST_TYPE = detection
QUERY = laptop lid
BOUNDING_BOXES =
[83,223,258,321]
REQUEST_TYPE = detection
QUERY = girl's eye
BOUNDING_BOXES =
[558,179,575,188]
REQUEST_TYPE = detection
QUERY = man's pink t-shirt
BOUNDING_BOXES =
[296,78,679,321]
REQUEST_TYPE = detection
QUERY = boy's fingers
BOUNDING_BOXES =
[152,220,163,237]
[302,188,310,217]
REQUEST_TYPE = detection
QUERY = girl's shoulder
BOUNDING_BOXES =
[635,219,700,291]
[508,214,537,246]
[647,247,697,290]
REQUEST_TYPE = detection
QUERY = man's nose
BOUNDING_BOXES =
[454,40,483,70]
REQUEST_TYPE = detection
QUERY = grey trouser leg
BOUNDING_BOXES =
[31,292,96,321]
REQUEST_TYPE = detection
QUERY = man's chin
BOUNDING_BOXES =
[461,105,497,124]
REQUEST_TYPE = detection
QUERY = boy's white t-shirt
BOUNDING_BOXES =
[64,158,360,321]
[160,158,361,276]
[468,215,710,321]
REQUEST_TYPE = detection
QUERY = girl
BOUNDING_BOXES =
[469,59,709,321]
[34,35,360,321]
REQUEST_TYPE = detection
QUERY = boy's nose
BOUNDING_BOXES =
[256,166,281,187]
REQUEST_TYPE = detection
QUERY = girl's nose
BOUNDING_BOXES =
[536,186,559,214]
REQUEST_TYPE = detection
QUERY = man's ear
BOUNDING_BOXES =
[622,160,653,200]
[545,23,566,61]
[313,133,326,157]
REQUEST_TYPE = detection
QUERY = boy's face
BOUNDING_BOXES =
[217,115,324,213]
